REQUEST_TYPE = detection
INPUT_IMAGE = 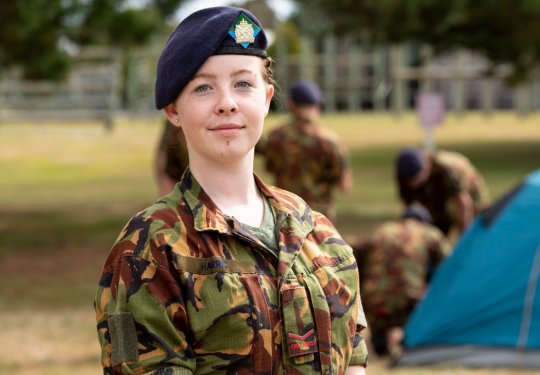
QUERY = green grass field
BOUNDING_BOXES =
[0,112,539,374]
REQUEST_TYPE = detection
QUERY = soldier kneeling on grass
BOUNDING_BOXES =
[396,147,491,236]
[353,205,452,359]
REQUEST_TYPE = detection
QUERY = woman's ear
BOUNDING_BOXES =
[163,103,181,127]
[265,85,274,115]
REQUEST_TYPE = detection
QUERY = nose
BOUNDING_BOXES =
[215,88,239,115]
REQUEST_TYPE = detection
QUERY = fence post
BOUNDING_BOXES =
[390,44,405,116]
[534,72,540,112]
[453,51,465,116]
[0,71,3,126]
[420,45,433,93]
[323,35,337,112]
[516,82,533,116]
[372,45,386,111]
[275,37,289,112]
[106,48,121,131]
[300,37,314,80]
[347,38,361,112]
[481,78,494,116]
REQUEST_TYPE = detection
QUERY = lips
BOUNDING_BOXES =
[210,123,244,136]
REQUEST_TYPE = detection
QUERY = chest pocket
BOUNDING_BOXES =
[281,285,319,362]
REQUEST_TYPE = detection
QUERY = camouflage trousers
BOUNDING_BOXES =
[365,300,416,355]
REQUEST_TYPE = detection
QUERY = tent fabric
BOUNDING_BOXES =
[398,169,540,367]
[480,182,524,226]
[398,346,540,367]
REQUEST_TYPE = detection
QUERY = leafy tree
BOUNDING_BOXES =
[292,0,540,83]
[0,0,80,80]
[0,0,187,81]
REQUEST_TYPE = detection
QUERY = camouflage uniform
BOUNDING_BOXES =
[361,218,451,342]
[159,121,189,182]
[399,150,491,234]
[264,118,351,220]
[95,168,368,374]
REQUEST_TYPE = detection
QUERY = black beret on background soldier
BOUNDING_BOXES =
[396,147,491,236]
[95,7,368,375]
[262,79,352,222]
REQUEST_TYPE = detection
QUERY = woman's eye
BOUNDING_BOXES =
[237,81,250,88]
[196,85,210,92]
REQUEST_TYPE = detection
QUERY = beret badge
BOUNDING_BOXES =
[229,13,260,48]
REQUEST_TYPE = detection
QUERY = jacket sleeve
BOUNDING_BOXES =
[349,334,369,367]
[349,275,369,367]
[95,218,195,375]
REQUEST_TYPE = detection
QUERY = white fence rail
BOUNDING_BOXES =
[0,47,120,128]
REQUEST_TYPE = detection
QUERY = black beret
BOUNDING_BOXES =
[155,7,268,110]
[396,147,424,179]
[403,205,433,224]
[289,79,325,106]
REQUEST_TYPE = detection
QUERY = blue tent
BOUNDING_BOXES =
[398,169,540,368]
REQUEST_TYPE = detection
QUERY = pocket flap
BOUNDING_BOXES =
[281,286,318,358]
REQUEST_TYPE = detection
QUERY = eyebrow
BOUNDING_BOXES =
[231,69,255,77]
[191,72,217,81]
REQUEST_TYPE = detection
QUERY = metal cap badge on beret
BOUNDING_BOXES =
[155,7,268,110]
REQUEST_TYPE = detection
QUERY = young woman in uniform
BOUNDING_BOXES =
[95,7,368,374]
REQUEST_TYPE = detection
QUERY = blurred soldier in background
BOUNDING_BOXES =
[396,147,491,235]
[156,119,189,196]
[355,205,452,358]
[262,79,352,221]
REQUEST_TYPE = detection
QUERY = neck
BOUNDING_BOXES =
[295,113,318,123]
[188,150,263,223]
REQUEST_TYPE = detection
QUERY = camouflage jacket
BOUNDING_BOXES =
[399,150,491,234]
[263,118,351,218]
[95,168,368,375]
[362,219,451,318]
[159,121,189,182]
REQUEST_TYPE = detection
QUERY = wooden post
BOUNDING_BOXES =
[106,48,121,131]
[516,82,533,116]
[534,74,540,112]
[390,44,405,116]
[515,85,524,116]
[420,45,433,93]
[453,51,465,116]
[276,37,289,112]
[323,35,337,112]
[481,78,494,116]
[527,81,534,114]
[372,45,386,111]
[0,73,4,126]
[300,37,314,80]
[402,43,411,111]
[347,38,361,112]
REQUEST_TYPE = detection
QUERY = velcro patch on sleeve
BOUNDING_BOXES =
[109,311,139,366]
[281,286,318,358]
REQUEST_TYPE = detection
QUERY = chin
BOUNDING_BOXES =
[212,147,251,163]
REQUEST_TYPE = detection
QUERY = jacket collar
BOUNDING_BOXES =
[180,167,314,236]
[180,167,315,290]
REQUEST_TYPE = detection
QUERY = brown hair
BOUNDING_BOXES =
[261,56,276,86]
